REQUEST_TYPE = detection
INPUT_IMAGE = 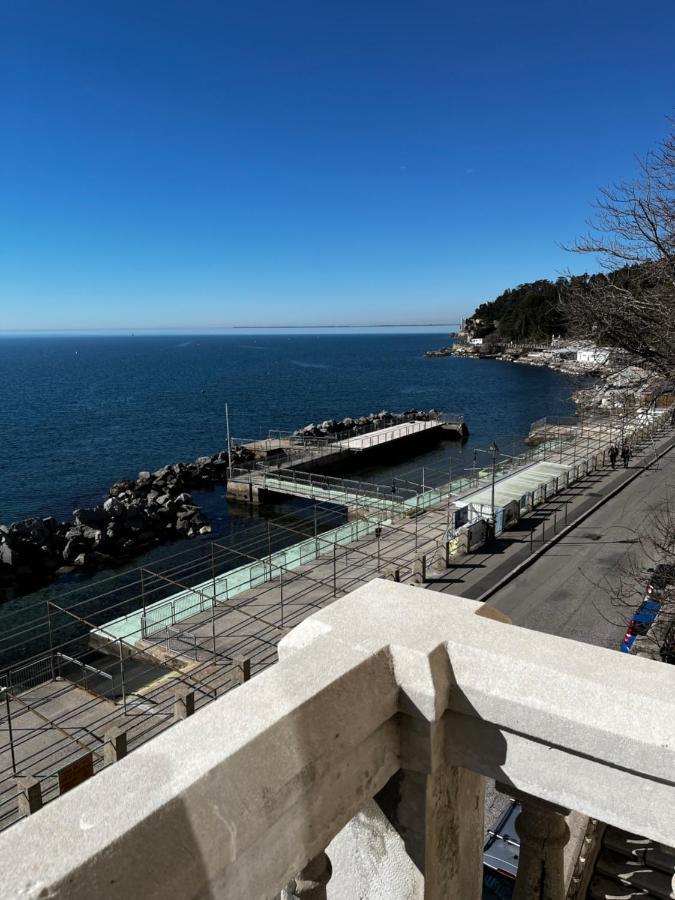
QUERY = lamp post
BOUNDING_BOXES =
[489,442,499,526]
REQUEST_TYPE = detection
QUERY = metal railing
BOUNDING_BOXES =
[266,411,459,447]
[0,484,468,826]
[0,655,54,693]
[235,468,418,508]
[332,418,443,450]
[238,411,463,457]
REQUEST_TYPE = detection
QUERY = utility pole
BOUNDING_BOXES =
[225,402,232,478]
[3,689,16,774]
[489,442,499,527]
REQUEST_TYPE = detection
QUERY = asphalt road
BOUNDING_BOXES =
[486,443,675,650]
[479,437,675,831]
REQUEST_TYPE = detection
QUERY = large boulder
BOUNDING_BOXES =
[176,506,200,524]
[103,497,124,516]
[63,539,86,564]
[105,521,124,541]
[109,479,134,497]
[74,507,109,527]
[9,518,48,540]
[80,526,102,544]
[0,543,14,567]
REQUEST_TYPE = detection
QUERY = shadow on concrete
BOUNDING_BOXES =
[374,647,509,881]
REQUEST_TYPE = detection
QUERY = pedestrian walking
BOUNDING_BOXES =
[608,444,618,469]
[621,443,631,468]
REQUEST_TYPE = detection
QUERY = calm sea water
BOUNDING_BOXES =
[1,333,586,524]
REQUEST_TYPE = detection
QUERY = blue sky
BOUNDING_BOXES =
[1,1,673,331]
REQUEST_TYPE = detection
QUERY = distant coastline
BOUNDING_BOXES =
[0,324,461,337]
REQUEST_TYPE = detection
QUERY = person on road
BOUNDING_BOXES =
[621,443,631,468]
[609,445,618,469]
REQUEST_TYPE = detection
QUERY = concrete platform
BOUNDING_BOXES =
[228,418,466,507]
[332,419,444,451]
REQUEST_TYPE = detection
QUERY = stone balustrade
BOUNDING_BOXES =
[0,579,673,899]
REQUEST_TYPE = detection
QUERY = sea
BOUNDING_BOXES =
[1,330,585,524]
[0,330,590,663]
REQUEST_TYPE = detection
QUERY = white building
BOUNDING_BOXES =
[576,347,610,365]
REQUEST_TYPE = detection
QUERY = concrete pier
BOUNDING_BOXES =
[227,417,466,507]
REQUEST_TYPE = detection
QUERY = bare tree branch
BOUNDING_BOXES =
[561,120,675,375]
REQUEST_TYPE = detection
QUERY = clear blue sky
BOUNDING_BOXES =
[1,1,673,330]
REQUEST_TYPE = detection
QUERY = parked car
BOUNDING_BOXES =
[621,598,661,653]
[482,800,520,899]
[620,563,674,653]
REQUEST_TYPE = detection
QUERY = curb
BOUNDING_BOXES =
[475,432,675,604]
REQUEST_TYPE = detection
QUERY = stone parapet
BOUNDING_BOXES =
[0,580,673,899]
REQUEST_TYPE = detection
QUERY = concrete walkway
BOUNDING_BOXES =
[333,419,443,450]
[429,429,675,629]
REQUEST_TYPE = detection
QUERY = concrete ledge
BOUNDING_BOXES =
[2,581,674,899]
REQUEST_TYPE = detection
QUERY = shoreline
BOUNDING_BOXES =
[425,340,665,416]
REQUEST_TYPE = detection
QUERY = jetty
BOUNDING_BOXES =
[227,414,467,507]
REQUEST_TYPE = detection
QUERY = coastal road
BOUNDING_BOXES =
[475,436,675,829]
[485,442,675,649]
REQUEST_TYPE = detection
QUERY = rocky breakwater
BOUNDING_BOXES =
[292,408,441,439]
[425,344,500,359]
[572,366,662,411]
[0,446,255,603]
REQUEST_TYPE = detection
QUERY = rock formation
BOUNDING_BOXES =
[0,446,254,603]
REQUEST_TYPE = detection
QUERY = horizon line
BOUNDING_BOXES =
[0,322,461,334]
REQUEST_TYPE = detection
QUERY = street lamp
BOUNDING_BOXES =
[489,441,499,526]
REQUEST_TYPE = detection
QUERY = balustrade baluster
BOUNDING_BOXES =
[495,787,571,900]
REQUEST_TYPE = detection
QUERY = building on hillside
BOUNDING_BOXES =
[576,347,610,365]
